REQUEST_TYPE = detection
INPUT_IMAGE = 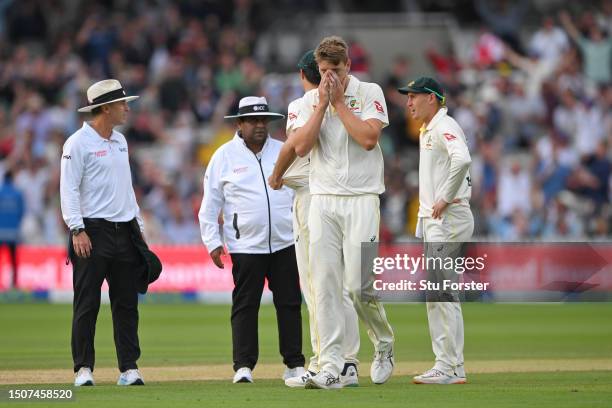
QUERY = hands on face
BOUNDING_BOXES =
[318,71,346,108]
[327,71,345,107]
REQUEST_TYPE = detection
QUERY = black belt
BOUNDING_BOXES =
[83,218,134,229]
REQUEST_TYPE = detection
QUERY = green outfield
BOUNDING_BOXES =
[1,303,611,407]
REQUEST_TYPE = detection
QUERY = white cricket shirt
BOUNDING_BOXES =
[418,107,472,219]
[294,75,389,195]
[60,122,143,231]
[282,97,310,190]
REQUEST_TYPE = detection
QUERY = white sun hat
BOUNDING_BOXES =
[77,79,139,113]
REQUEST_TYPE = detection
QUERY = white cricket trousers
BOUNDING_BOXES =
[308,194,394,377]
[293,188,360,372]
[421,203,474,376]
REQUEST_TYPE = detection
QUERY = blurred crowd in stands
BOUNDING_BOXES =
[0,0,610,246]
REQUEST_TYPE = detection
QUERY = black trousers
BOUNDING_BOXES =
[230,245,305,371]
[71,218,142,373]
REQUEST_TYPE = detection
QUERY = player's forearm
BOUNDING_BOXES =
[272,138,298,181]
[294,106,326,157]
[335,104,380,151]
[442,157,471,202]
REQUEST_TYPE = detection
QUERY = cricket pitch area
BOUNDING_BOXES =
[1,303,610,407]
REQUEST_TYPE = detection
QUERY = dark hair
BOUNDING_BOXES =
[3,170,14,183]
[91,106,103,116]
[302,68,321,86]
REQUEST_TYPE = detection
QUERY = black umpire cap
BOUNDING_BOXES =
[398,77,446,104]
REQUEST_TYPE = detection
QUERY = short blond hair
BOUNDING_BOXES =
[315,36,348,65]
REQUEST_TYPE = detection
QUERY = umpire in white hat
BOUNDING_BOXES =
[61,79,156,387]
[199,96,305,383]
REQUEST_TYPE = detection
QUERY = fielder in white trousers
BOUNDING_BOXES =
[293,187,360,373]
[420,204,473,378]
[308,194,395,378]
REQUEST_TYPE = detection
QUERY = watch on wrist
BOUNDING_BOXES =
[71,228,85,236]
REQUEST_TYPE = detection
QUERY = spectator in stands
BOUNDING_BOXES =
[475,0,529,54]
[528,15,569,64]
[0,170,24,288]
[560,10,612,86]
[497,159,531,218]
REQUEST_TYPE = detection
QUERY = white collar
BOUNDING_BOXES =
[83,121,120,142]
[345,75,360,97]
[233,132,270,154]
[425,107,448,131]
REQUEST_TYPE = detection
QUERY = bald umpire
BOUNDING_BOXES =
[61,79,161,387]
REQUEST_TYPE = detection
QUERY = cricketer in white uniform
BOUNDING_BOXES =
[268,50,360,388]
[398,77,473,385]
[290,36,394,389]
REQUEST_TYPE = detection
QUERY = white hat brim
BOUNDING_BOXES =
[224,112,285,120]
[78,95,139,113]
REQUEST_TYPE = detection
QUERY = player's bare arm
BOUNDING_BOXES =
[268,136,298,190]
[293,74,330,157]
[329,72,382,151]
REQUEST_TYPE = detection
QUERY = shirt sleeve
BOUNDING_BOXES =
[438,124,472,203]
[135,205,145,233]
[293,92,315,130]
[198,150,225,252]
[59,137,85,230]
[361,83,389,127]
[286,98,302,132]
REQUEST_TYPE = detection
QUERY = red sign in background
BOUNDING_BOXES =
[0,244,611,293]
[0,246,235,292]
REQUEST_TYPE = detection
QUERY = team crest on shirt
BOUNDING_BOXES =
[348,98,361,113]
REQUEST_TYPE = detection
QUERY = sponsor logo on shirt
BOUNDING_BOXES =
[233,166,248,174]
[62,155,71,160]
[423,134,433,150]
[119,147,128,152]
[374,100,385,114]
[444,133,457,141]
[288,112,297,121]
[91,150,107,158]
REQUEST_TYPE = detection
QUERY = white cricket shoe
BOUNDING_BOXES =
[340,363,359,387]
[283,366,306,380]
[285,369,314,388]
[370,348,394,384]
[454,365,467,379]
[117,368,145,385]
[413,368,467,384]
[305,370,342,389]
[233,367,253,383]
[74,367,94,386]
